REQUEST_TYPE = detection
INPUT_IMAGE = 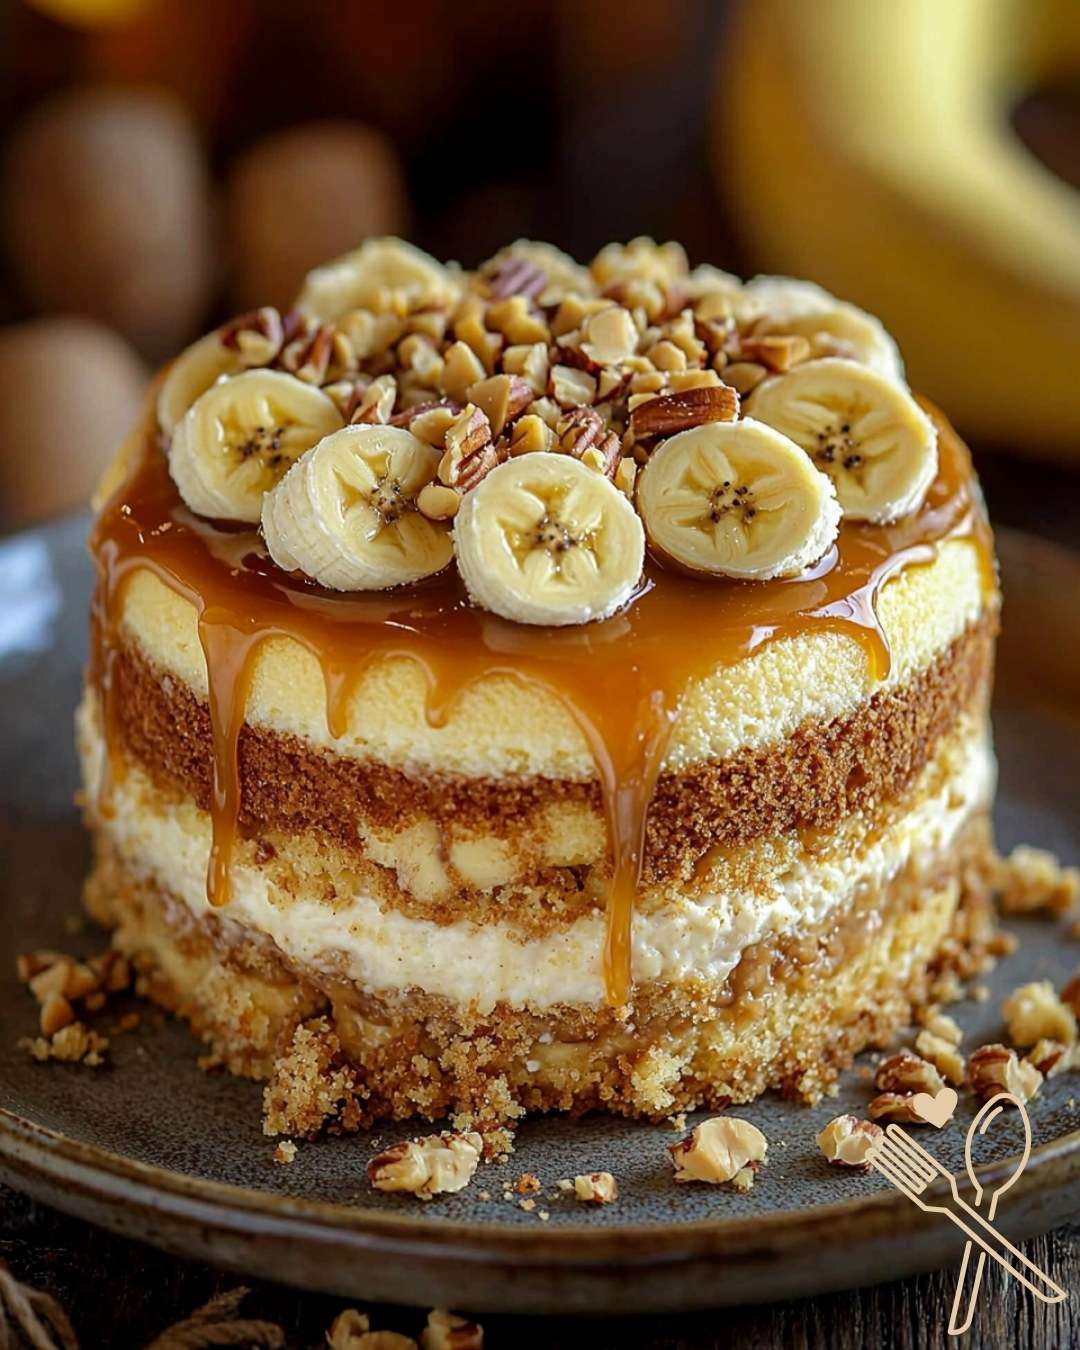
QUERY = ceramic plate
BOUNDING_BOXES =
[1,519,1078,1313]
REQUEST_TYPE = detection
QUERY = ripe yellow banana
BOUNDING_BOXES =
[717,0,1080,455]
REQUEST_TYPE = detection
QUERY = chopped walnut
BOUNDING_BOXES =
[573,1172,618,1205]
[421,1309,484,1350]
[874,1049,946,1097]
[968,1043,1044,1102]
[867,1092,926,1124]
[669,1117,767,1185]
[996,845,1079,915]
[816,1114,884,1169]
[1025,1039,1074,1078]
[1002,980,1077,1048]
[914,1030,966,1086]
[580,305,638,366]
[367,1131,483,1199]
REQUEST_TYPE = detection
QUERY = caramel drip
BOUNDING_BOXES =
[88,403,994,1008]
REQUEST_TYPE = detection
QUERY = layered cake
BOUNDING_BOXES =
[78,238,999,1136]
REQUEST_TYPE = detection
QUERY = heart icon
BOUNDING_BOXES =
[911,1086,958,1128]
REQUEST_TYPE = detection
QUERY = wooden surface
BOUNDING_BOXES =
[1,1183,1077,1347]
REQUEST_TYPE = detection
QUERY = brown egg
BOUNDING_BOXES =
[226,121,409,311]
[3,87,214,360]
[0,317,147,528]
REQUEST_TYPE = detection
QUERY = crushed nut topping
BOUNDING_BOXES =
[628,384,738,440]
[573,1171,618,1205]
[367,1131,483,1199]
[816,1114,884,1169]
[669,1117,767,1185]
[1025,1039,1074,1078]
[968,1043,1044,1102]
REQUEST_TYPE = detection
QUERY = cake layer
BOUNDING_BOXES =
[85,811,997,1126]
[85,606,994,896]
[110,534,987,780]
[80,695,993,1009]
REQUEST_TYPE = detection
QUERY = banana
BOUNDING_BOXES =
[261,424,453,591]
[745,357,937,523]
[169,369,342,522]
[295,236,461,321]
[453,454,645,626]
[743,276,905,383]
[636,418,838,580]
[157,331,242,436]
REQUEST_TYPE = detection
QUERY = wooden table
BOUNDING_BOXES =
[2,1183,1077,1348]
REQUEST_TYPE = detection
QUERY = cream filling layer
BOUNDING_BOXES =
[81,708,994,1012]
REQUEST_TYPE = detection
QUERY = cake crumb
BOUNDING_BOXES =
[518,1197,536,1212]
[668,1112,687,1132]
[972,984,990,1004]
[19,1022,109,1067]
[731,1166,756,1193]
[514,1172,541,1195]
[263,1017,359,1138]
[273,1139,298,1165]
[197,1053,224,1073]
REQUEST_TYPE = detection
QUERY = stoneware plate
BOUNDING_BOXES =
[0,519,1078,1315]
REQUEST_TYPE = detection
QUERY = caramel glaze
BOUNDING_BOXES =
[88,401,995,1009]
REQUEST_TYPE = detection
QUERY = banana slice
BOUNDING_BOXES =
[157,331,243,436]
[745,357,938,523]
[454,454,645,626]
[261,424,453,590]
[295,237,460,321]
[169,369,342,522]
[636,418,840,580]
[743,275,905,383]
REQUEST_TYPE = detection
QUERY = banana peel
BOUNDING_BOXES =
[716,0,1080,457]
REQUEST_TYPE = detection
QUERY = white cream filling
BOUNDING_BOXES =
[81,712,994,1013]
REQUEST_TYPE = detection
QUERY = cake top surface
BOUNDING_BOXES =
[133,235,950,630]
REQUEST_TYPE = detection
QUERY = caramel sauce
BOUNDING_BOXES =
[88,401,994,1009]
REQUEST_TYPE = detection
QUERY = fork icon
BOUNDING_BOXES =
[866,1123,1066,1305]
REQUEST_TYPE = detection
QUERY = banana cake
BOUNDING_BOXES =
[78,237,1000,1137]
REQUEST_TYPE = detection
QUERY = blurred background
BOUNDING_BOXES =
[0,0,1078,539]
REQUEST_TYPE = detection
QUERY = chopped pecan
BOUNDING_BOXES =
[1002,980,1077,1047]
[1025,1038,1073,1078]
[629,385,738,439]
[220,306,285,366]
[280,322,337,384]
[867,1092,924,1124]
[573,1171,618,1204]
[487,256,547,300]
[367,1131,483,1199]
[968,1043,1043,1102]
[466,373,533,435]
[737,333,812,373]
[421,1309,484,1350]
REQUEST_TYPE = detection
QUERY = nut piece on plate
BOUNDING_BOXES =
[573,1172,619,1205]
[867,1092,926,1124]
[421,1309,484,1350]
[919,1007,963,1046]
[816,1114,884,1169]
[668,1117,767,1185]
[996,845,1080,916]
[367,1131,483,1199]
[1001,981,1078,1049]
[968,1043,1044,1103]
[874,1049,945,1097]
[1025,1039,1074,1079]
[914,1030,966,1086]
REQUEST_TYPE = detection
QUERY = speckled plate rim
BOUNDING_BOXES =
[3,1106,1080,1312]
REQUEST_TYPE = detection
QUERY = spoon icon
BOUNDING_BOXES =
[948,1092,1032,1337]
